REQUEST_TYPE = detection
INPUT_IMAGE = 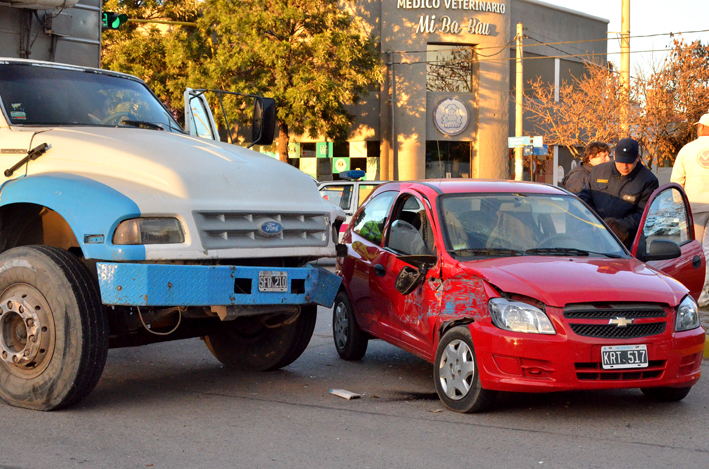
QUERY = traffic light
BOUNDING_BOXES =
[102,12,128,30]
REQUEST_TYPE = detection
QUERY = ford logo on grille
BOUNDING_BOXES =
[257,220,283,237]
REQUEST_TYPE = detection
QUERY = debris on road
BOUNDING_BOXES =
[329,389,362,400]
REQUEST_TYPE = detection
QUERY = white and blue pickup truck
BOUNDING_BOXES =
[0,58,345,410]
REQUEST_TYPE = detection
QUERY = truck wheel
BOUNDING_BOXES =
[205,305,317,371]
[640,386,692,402]
[332,291,368,360]
[433,326,495,413]
[0,246,108,410]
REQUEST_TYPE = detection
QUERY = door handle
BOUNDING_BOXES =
[373,264,386,277]
[693,255,701,269]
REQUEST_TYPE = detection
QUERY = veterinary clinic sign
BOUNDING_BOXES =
[397,1,506,36]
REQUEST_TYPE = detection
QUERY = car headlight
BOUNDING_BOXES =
[113,217,185,245]
[675,295,700,332]
[489,298,556,334]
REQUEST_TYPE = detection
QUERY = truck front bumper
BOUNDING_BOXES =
[96,263,341,308]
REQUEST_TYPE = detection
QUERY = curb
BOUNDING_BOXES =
[705,337,709,359]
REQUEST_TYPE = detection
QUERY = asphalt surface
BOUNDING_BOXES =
[0,305,708,468]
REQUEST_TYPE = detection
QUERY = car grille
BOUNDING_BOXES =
[575,360,666,381]
[569,322,666,339]
[193,210,330,250]
[564,303,666,319]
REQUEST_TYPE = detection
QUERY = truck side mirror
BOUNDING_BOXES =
[251,97,276,147]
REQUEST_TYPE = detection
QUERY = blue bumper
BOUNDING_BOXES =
[96,263,341,308]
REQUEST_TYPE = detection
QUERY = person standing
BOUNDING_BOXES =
[578,138,659,248]
[671,113,709,306]
[562,142,610,194]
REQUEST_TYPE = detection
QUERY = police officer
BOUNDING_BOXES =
[578,138,659,248]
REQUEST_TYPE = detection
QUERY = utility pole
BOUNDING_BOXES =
[515,23,524,181]
[620,0,630,134]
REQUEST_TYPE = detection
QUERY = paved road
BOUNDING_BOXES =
[0,306,708,468]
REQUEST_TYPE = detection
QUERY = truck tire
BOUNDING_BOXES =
[204,305,317,371]
[0,246,108,410]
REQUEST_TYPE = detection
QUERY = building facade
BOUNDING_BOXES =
[288,0,608,182]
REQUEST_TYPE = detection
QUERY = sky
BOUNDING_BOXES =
[537,0,709,74]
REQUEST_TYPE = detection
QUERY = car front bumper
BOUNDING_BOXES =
[471,320,705,393]
[96,262,341,308]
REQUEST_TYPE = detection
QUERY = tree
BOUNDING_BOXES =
[196,0,382,161]
[522,39,709,167]
[101,0,204,120]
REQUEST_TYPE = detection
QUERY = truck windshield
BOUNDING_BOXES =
[0,63,182,132]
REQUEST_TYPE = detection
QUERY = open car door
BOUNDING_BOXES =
[632,183,705,300]
[183,88,220,141]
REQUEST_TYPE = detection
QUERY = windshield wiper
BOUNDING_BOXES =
[120,120,165,131]
[449,248,524,257]
[5,142,49,177]
[525,247,623,258]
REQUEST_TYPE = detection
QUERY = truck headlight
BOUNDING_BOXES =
[675,295,700,332]
[113,218,185,245]
[489,298,556,334]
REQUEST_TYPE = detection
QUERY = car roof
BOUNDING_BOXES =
[377,179,569,196]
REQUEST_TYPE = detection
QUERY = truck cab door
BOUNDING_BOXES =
[183,88,220,141]
[632,183,705,300]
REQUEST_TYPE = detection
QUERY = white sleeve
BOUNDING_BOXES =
[671,148,687,187]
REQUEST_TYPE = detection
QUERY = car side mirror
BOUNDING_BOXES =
[251,97,276,147]
[336,244,348,258]
[638,239,682,262]
[394,255,437,295]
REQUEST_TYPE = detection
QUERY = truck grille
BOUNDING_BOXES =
[193,210,330,250]
[569,322,666,339]
[564,303,666,320]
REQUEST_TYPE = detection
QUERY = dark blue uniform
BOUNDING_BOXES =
[578,161,659,247]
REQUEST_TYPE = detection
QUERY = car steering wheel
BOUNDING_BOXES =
[100,112,138,126]
[536,234,579,249]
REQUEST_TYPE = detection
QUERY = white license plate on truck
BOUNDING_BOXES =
[258,271,288,292]
[601,344,648,369]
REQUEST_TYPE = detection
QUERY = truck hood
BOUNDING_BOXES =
[457,256,687,308]
[22,127,328,214]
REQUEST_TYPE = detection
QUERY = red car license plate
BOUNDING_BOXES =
[258,271,288,292]
[601,344,648,369]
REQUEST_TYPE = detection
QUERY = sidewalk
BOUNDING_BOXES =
[700,307,709,359]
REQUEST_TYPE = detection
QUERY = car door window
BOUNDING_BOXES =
[320,185,353,212]
[358,184,378,208]
[387,195,436,255]
[352,191,397,245]
[638,187,690,254]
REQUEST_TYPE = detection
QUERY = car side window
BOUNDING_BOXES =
[387,195,436,255]
[320,185,353,211]
[352,191,397,245]
[639,187,690,253]
[358,184,378,208]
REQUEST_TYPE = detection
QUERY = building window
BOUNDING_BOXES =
[426,141,472,179]
[427,44,475,93]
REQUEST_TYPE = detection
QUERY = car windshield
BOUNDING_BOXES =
[440,193,627,259]
[0,63,182,132]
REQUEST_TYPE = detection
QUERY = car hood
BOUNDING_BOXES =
[457,256,687,308]
[18,127,331,214]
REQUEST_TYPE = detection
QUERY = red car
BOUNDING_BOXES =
[333,180,705,413]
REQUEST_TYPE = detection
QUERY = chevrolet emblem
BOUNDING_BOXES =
[609,317,633,327]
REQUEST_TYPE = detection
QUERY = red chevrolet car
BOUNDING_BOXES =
[333,180,705,413]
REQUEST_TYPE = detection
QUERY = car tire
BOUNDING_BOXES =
[640,386,692,402]
[204,305,317,371]
[0,246,109,411]
[332,291,368,360]
[433,326,495,413]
